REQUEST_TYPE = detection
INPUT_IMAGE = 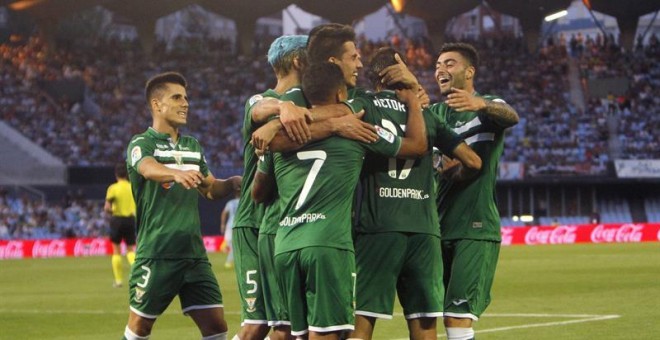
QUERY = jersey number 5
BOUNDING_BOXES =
[381,119,414,179]
[295,150,327,209]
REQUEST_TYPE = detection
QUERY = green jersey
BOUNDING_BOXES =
[234,89,281,229]
[272,132,402,256]
[257,153,281,235]
[126,128,209,259]
[430,93,508,241]
[350,90,462,235]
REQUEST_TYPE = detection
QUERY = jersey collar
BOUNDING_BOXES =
[147,127,180,147]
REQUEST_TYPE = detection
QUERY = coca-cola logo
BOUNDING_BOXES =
[525,226,577,245]
[74,238,108,257]
[590,224,643,243]
[203,237,217,252]
[501,227,514,246]
[32,240,67,258]
[0,241,24,259]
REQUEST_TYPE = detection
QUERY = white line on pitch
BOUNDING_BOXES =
[390,314,621,340]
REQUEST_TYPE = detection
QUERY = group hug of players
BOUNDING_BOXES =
[229,22,519,340]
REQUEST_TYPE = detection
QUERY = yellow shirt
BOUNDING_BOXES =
[105,179,136,217]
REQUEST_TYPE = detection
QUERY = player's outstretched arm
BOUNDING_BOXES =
[198,174,242,200]
[394,88,427,158]
[138,157,204,190]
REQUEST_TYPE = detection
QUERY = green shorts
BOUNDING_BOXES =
[258,233,289,326]
[128,257,222,318]
[274,247,355,337]
[442,239,500,320]
[233,227,267,324]
[355,232,443,319]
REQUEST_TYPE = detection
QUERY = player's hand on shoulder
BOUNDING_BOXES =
[332,113,377,143]
[279,101,312,144]
[445,87,487,112]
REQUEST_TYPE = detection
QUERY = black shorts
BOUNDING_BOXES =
[109,216,136,245]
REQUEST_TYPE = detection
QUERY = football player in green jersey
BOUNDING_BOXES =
[350,47,482,340]
[254,62,427,339]
[231,35,309,340]
[431,43,519,340]
[124,72,241,340]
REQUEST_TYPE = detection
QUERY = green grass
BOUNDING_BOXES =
[1,243,659,339]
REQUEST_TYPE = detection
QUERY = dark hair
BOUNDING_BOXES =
[302,62,345,105]
[366,47,407,90]
[115,162,128,179]
[306,23,356,65]
[439,42,479,69]
[145,72,187,103]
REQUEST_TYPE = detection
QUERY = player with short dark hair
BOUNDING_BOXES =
[123,71,241,340]
[349,47,482,340]
[431,42,519,340]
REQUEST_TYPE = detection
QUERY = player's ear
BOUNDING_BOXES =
[465,65,475,80]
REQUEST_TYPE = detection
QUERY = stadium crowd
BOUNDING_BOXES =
[2,32,659,177]
[0,186,105,239]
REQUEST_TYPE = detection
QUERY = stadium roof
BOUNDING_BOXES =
[4,0,659,52]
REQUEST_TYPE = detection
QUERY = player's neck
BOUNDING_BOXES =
[274,73,300,95]
[152,122,179,143]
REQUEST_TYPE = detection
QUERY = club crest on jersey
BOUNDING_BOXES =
[245,298,257,312]
[172,152,183,166]
[375,125,395,143]
[131,146,142,166]
[134,288,145,303]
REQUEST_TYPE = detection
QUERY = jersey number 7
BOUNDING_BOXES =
[295,150,327,209]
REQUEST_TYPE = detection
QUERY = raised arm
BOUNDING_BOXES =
[394,88,427,158]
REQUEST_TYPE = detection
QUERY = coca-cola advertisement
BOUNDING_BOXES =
[501,223,660,246]
[1,225,659,259]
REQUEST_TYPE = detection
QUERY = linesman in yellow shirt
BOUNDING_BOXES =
[105,162,137,288]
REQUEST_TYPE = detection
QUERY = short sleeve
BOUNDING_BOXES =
[363,125,402,157]
[126,136,155,171]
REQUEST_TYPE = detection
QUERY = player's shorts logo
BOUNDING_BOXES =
[134,288,146,303]
[245,297,257,312]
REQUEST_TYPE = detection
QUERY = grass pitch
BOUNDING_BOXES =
[1,242,659,339]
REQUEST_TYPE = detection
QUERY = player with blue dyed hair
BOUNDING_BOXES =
[231,35,308,340]
[267,35,308,77]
